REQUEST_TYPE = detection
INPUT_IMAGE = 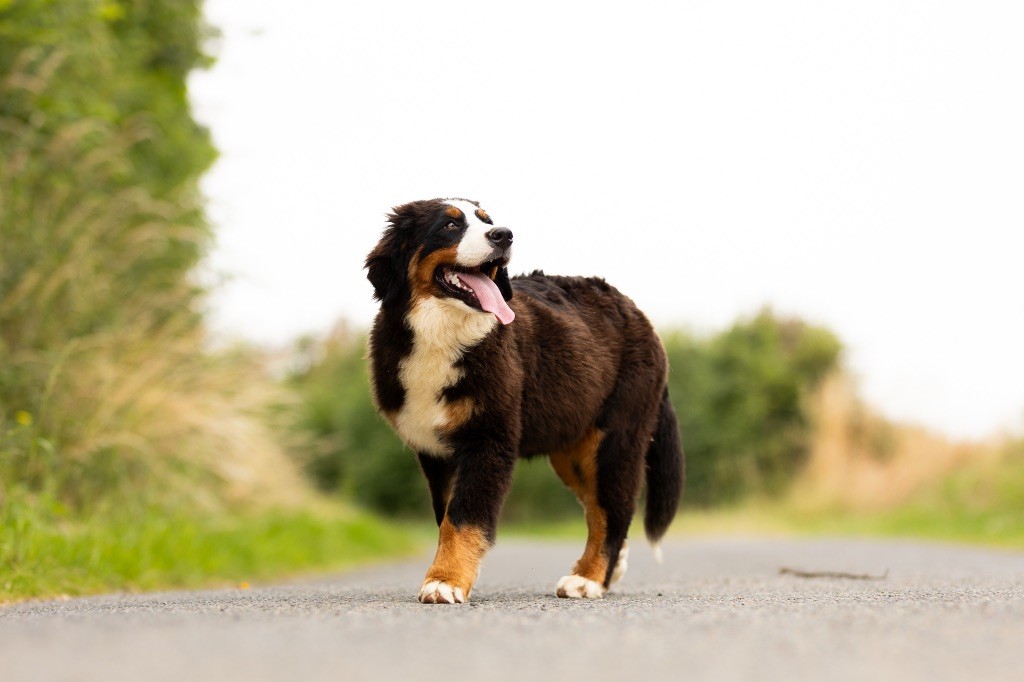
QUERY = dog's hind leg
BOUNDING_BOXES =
[550,429,613,598]
[549,430,643,597]
[548,428,649,597]
[595,348,667,588]
[593,421,651,587]
[550,346,665,598]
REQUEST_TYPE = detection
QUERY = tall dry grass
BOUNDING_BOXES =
[791,372,1002,511]
[0,55,305,513]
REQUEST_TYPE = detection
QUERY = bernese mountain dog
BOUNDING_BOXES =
[365,198,684,603]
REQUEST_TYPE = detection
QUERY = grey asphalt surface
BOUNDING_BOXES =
[2,537,1023,682]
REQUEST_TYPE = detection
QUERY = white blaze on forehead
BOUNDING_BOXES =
[443,199,497,267]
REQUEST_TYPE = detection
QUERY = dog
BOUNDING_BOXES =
[365,198,684,603]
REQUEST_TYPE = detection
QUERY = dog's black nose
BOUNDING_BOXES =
[486,227,513,249]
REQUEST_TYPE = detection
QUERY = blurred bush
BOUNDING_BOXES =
[0,0,216,200]
[288,310,842,520]
[287,329,428,517]
[665,310,842,505]
[0,2,303,514]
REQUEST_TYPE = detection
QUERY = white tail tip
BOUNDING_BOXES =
[651,543,664,564]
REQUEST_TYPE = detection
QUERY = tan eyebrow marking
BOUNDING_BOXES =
[475,209,490,223]
[445,206,463,219]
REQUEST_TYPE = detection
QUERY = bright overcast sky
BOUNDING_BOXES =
[190,0,1024,440]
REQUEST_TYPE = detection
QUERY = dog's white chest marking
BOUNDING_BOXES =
[393,298,496,456]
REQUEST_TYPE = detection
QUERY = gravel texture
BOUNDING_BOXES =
[2,537,1023,681]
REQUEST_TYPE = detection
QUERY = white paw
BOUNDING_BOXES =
[418,580,466,604]
[555,574,605,599]
[610,546,629,584]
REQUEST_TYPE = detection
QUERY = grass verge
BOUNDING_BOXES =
[660,503,1024,549]
[788,451,1024,548]
[665,456,1024,549]
[0,499,418,604]
[501,454,1024,549]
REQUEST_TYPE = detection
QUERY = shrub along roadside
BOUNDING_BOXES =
[664,310,842,506]
[1,9,304,521]
[0,8,415,602]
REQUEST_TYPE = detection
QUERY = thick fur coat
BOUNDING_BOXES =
[365,198,684,603]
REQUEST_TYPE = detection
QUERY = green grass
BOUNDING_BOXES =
[501,454,1024,550]
[815,507,1024,547]
[793,455,1024,547]
[5,454,1021,606]
[664,504,1024,549]
[0,498,419,604]
[661,457,1024,549]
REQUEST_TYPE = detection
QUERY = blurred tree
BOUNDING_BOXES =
[0,0,216,298]
[0,1,262,512]
[0,0,216,183]
[288,334,430,517]
[665,310,842,505]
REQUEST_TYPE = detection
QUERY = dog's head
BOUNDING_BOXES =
[365,198,515,324]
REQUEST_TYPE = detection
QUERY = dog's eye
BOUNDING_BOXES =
[445,222,459,231]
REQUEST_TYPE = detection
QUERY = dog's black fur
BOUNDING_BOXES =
[365,198,684,603]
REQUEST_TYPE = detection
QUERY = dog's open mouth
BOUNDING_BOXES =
[434,259,515,324]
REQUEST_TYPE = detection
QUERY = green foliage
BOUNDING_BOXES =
[289,310,842,519]
[0,0,216,199]
[502,458,581,523]
[0,1,296,515]
[288,334,430,517]
[0,2,216,349]
[0,3,418,603]
[1,490,416,603]
[666,310,842,505]
[870,439,1024,544]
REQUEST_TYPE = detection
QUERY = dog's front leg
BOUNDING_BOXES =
[417,448,515,604]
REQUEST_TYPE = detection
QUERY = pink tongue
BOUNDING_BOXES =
[456,271,515,324]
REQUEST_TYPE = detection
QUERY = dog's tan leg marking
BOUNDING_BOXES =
[549,429,610,598]
[419,518,488,604]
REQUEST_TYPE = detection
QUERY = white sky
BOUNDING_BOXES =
[189,0,1024,440]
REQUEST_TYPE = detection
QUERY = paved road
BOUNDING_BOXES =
[2,537,1023,681]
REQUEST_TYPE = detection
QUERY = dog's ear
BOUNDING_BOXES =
[365,231,404,306]
[366,203,424,306]
[495,266,513,302]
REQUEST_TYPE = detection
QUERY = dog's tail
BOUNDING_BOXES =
[644,387,684,559]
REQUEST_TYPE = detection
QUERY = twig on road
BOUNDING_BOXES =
[779,567,889,581]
